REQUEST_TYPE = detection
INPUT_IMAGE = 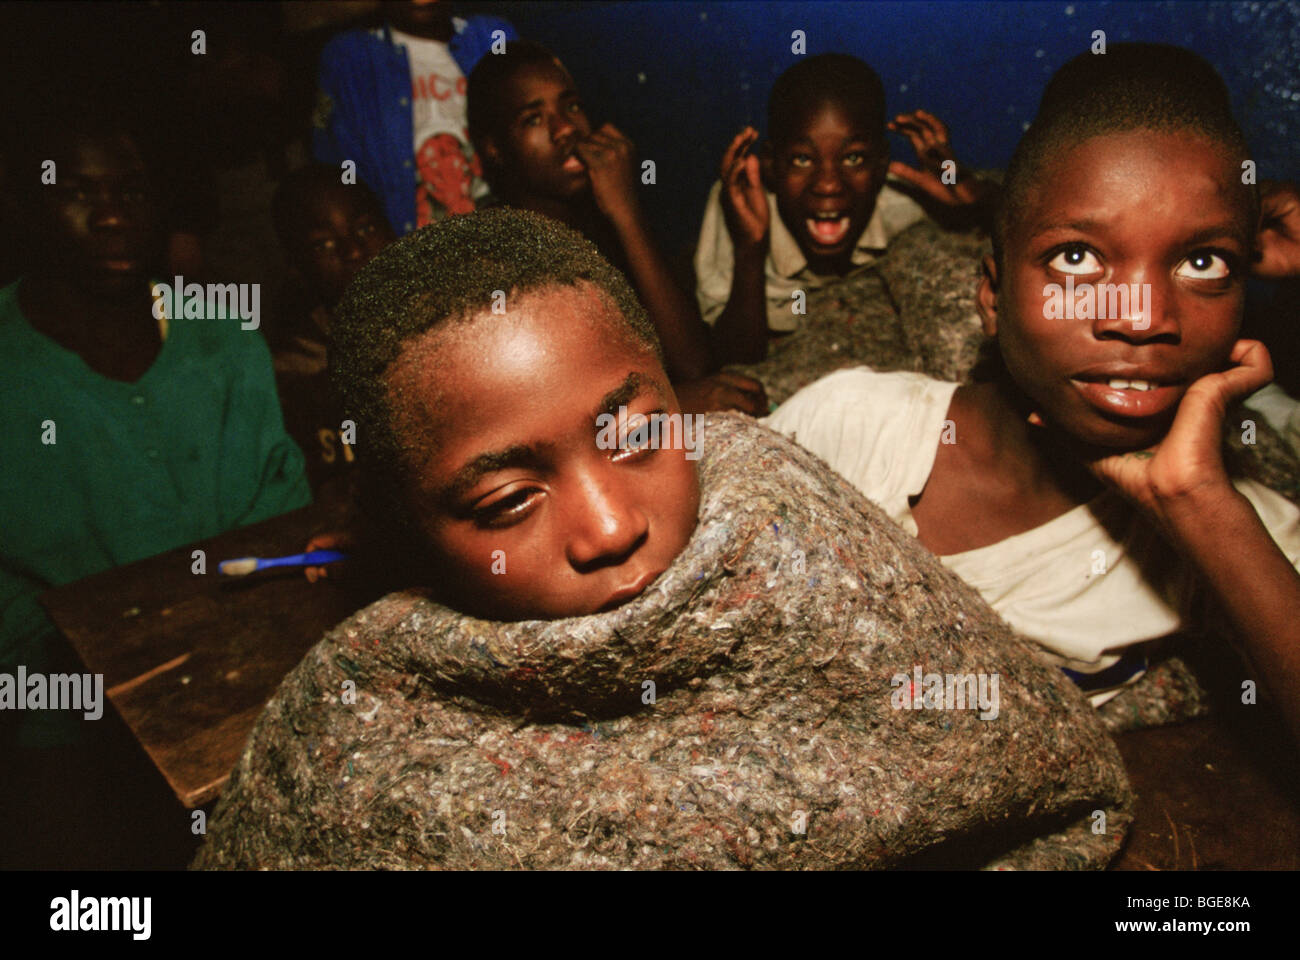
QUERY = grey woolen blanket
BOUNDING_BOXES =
[194,414,1133,869]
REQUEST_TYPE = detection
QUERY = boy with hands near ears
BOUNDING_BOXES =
[699,53,993,366]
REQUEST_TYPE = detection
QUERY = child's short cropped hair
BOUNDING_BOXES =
[766,53,886,143]
[3,91,159,215]
[994,43,1259,263]
[466,40,563,155]
[331,207,662,521]
[271,163,382,251]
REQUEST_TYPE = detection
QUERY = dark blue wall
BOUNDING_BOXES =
[491,0,1300,254]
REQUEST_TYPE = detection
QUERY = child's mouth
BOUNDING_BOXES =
[805,212,851,246]
[595,568,664,613]
[1070,375,1182,419]
[562,152,586,173]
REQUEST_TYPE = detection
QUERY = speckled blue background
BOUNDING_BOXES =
[494,0,1300,251]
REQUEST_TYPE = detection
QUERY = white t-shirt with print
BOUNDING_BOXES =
[390,27,485,224]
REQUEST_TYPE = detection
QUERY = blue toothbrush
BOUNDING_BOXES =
[218,551,349,576]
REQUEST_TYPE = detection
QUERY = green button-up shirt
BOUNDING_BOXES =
[0,280,311,745]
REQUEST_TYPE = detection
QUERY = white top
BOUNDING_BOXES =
[764,367,1300,703]
[389,27,487,223]
[694,180,927,333]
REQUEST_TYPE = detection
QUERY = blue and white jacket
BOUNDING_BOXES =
[311,16,517,235]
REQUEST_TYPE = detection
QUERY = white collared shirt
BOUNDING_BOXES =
[694,179,927,332]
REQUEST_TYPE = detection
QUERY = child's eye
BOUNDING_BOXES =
[611,411,655,460]
[1047,245,1102,276]
[790,154,814,168]
[311,238,338,255]
[1176,250,1231,280]
[522,113,542,127]
[473,487,542,528]
[610,412,663,462]
[842,152,867,167]
[566,101,583,115]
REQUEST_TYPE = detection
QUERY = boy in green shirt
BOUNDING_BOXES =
[0,111,311,755]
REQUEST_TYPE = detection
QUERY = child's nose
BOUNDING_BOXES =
[1092,274,1181,343]
[88,192,133,230]
[810,160,845,195]
[563,470,649,571]
[550,112,577,142]
[336,236,363,262]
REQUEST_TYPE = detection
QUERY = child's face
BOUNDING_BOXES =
[981,129,1254,451]
[28,132,162,298]
[766,99,889,272]
[384,0,451,41]
[383,283,700,621]
[485,61,593,201]
[290,189,396,309]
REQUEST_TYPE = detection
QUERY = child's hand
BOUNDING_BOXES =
[674,372,769,416]
[576,123,641,225]
[887,110,989,209]
[1080,340,1274,529]
[303,531,353,583]
[719,127,769,255]
[1254,181,1300,279]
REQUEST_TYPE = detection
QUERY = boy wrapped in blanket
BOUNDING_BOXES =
[194,209,1131,870]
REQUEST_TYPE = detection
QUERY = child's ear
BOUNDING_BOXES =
[280,260,305,296]
[283,262,326,313]
[871,152,890,198]
[976,253,1000,337]
[479,135,503,171]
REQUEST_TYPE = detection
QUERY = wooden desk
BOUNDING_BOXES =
[40,502,376,809]
[1113,711,1300,870]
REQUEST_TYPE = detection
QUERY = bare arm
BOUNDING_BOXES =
[1087,341,1300,743]
[607,209,713,381]
[1163,482,1300,743]
[578,124,713,381]
[709,246,770,366]
[706,127,772,366]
